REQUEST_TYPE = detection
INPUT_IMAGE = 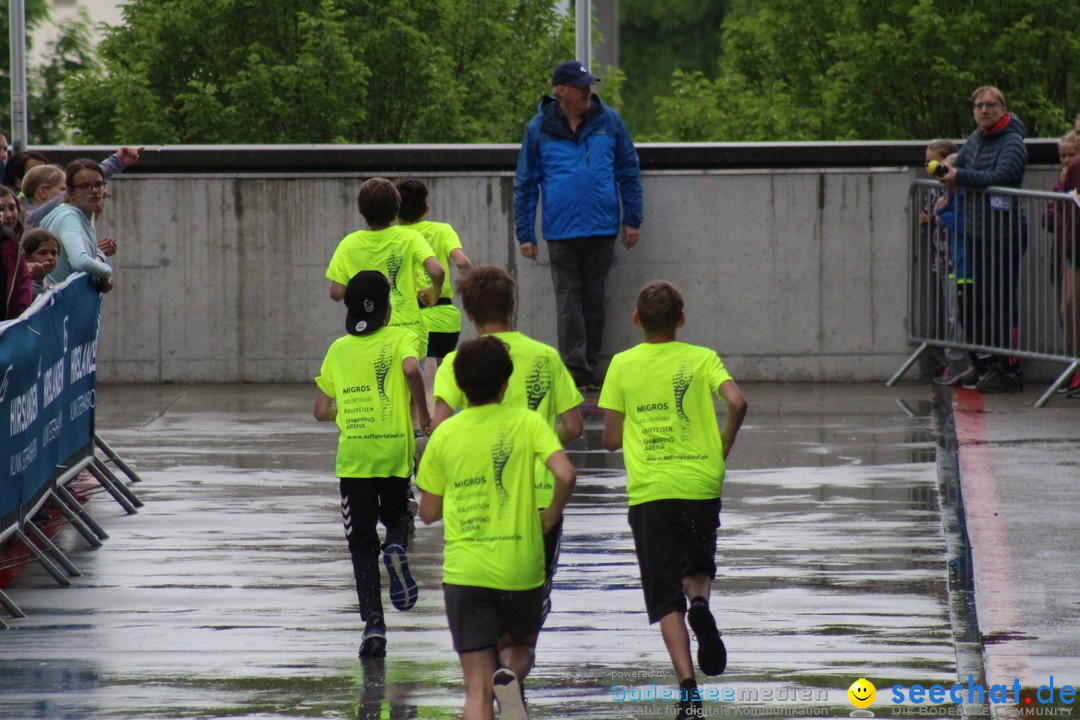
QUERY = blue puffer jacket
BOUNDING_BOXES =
[514,95,642,245]
[954,113,1027,245]
[955,113,1026,189]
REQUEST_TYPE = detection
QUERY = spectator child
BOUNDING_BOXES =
[22,147,140,227]
[599,281,748,720]
[3,151,47,192]
[417,336,576,720]
[921,140,969,384]
[394,177,473,377]
[1,185,31,319]
[931,152,976,386]
[21,228,61,297]
[430,265,584,630]
[20,164,65,215]
[39,160,113,293]
[313,270,428,657]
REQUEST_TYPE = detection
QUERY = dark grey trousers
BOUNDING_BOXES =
[547,236,616,385]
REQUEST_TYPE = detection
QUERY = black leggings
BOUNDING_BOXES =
[340,476,410,620]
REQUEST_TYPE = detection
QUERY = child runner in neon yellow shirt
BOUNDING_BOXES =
[394,177,473,377]
[599,281,748,720]
[326,177,444,361]
[314,271,431,658]
[418,336,576,720]
[431,265,583,629]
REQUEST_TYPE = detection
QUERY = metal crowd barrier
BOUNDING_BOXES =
[889,179,1080,407]
[0,273,143,628]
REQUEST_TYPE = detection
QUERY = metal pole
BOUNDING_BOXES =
[9,0,29,150]
[575,0,591,69]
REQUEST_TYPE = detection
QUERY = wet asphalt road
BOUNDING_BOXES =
[0,383,955,719]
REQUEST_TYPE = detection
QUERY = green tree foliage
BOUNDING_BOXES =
[619,0,728,137]
[63,0,572,144]
[1,0,98,144]
[653,0,1080,141]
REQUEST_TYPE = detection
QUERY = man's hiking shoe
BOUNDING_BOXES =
[493,668,530,720]
[358,614,386,658]
[687,601,727,676]
[383,544,418,611]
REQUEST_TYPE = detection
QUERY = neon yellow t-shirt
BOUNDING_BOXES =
[325,226,435,354]
[598,341,733,505]
[416,403,562,590]
[315,327,420,478]
[433,331,582,507]
[408,220,464,334]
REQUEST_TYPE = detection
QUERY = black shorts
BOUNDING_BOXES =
[426,331,460,359]
[627,498,722,624]
[443,583,544,653]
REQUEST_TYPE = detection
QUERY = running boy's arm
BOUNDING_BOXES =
[404,357,431,433]
[329,281,346,301]
[601,410,624,451]
[313,388,336,421]
[418,257,445,307]
[557,407,584,446]
[430,398,454,432]
[419,490,443,524]
[449,248,472,273]
[717,380,748,460]
[539,450,576,533]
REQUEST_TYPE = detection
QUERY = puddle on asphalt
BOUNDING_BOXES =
[0,384,954,719]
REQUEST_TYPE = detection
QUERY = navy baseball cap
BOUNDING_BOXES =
[552,60,600,88]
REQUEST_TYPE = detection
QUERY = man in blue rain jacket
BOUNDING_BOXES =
[514,60,643,390]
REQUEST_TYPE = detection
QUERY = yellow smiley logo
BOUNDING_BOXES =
[848,678,876,708]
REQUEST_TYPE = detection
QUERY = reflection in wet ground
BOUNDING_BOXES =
[0,383,952,719]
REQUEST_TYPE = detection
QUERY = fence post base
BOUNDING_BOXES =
[0,587,26,621]
[887,343,929,386]
[92,458,143,509]
[47,490,103,548]
[1034,360,1080,408]
[13,528,71,587]
[86,463,139,515]
[95,434,143,484]
[23,521,82,578]
[55,484,109,541]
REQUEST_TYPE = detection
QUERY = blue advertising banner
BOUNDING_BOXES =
[0,274,101,522]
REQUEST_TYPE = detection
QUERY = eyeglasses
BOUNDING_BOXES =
[73,181,107,192]
[973,102,1001,110]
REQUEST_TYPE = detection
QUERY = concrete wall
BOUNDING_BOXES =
[90,165,927,384]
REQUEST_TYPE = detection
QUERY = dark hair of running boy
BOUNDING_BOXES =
[356,178,401,228]
[396,177,428,223]
[637,281,685,333]
[456,264,517,326]
[454,336,514,404]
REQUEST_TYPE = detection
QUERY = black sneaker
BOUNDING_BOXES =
[687,600,727,676]
[359,614,386,658]
[676,680,704,719]
[492,668,530,720]
[975,367,1023,393]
